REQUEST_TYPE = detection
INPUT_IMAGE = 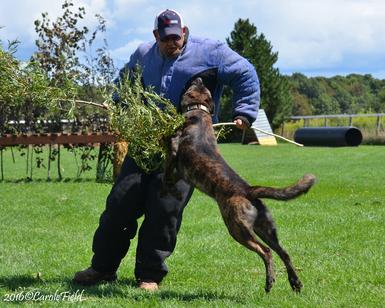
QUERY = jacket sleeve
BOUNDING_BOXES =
[217,43,260,126]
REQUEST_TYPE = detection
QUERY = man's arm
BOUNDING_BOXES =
[218,43,260,128]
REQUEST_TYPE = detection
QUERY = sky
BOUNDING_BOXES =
[1,0,385,79]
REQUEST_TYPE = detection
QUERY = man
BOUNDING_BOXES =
[74,9,260,291]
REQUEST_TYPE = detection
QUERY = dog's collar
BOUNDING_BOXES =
[183,104,211,115]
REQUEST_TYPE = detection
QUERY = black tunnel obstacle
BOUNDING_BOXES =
[294,127,363,146]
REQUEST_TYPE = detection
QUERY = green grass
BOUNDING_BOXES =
[0,144,384,307]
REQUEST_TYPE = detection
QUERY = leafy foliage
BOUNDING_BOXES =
[33,0,88,85]
[106,71,185,173]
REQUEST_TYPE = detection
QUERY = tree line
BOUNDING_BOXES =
[288,73,385,116]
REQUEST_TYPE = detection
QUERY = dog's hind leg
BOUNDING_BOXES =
[220,197,276,292]
[243,238,276,293]
[252,199,303,292]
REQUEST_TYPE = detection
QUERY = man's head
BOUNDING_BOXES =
[153,9,187,58]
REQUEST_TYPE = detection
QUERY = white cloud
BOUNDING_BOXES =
[109,38,144,66]
[1,0,385,77]
[0,1,62,43]
[110,0,148,19]
[250,0,385,72]
[0,0,110,44]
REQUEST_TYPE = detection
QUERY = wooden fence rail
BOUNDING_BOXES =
[0,132,117,146]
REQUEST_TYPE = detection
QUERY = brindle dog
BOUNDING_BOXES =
[164,77,316,293]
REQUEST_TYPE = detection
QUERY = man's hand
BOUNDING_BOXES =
[233,118,248,130]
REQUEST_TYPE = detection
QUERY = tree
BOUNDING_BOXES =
[33,1,87,85]
[225,18,292,129]
[33,0,115,98]
[32,0,115,180]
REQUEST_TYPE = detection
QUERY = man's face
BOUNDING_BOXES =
[153,28,186,58]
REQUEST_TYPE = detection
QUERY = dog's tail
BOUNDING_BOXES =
[247,174,316,201]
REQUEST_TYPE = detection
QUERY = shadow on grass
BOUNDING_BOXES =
[0,275,245,303]
[0,177,110,184]
[0,275,43,290]
[157,289,244,303]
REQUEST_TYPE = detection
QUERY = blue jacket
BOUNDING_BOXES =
[119,35,260,125]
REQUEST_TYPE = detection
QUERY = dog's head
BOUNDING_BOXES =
[181,78,214,114]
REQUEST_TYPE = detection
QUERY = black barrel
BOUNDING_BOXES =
[294,127,363,146]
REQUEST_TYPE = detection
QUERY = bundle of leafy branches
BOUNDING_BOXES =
[105,71,185,173]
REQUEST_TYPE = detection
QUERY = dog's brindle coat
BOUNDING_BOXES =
[164,78,316,292]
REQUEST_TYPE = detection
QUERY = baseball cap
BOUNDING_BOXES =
[154,9,184,40]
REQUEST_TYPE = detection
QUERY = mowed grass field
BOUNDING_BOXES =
[0,144,384,307]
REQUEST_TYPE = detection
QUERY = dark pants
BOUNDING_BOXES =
[91,155,194,283]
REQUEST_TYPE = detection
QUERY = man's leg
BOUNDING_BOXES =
[134,172,194,285]
[74,156,147,284]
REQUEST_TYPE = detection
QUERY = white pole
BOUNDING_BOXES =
[212,122,304,147]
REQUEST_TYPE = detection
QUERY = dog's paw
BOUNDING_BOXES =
[289,277,303,293]
[264,276,276,293]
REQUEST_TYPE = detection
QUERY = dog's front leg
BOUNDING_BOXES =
[161,131,182,200]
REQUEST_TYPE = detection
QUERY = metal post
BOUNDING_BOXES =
[58,144,62,180]
[26,146,30,177]
[30,145,34,180]
[376,115,381,135]
[281,122,285,137]
[0,148,4,181]
[47,144,52,181]
[10,147,15,163]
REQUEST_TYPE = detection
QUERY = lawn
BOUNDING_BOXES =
[0,144,384,307]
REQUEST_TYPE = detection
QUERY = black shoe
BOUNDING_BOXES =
[73,267,117,285]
